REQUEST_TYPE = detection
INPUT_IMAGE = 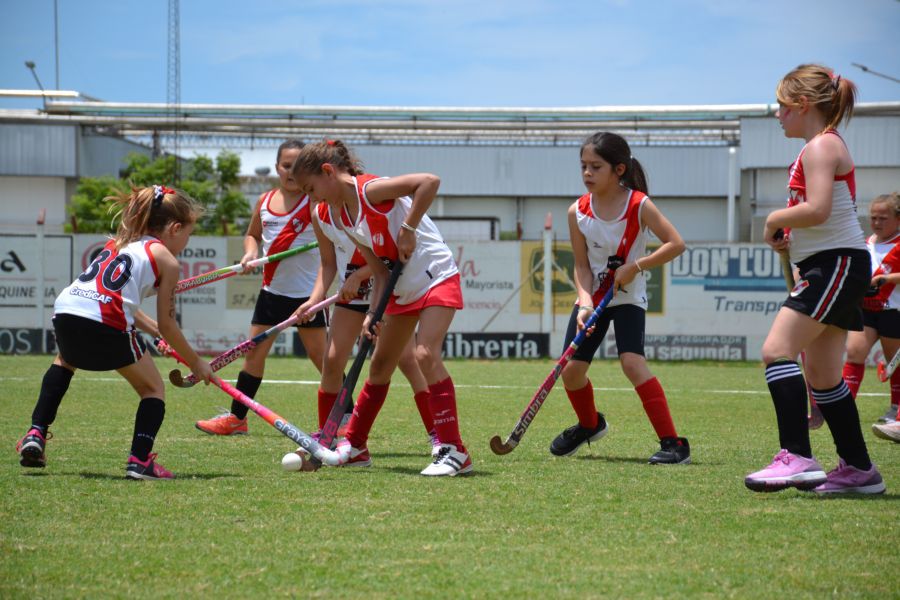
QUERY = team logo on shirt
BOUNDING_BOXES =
[790,279,809,297]
[291,218,308,234]
[372,232,385,246]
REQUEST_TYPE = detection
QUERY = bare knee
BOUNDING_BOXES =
[415,343,439,374]
[619,353,649,384]
[561,361,589,389]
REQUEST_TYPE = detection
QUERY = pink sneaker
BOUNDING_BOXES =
[744,449,826,492]
[125,453,175,480]
[814,459,885,494]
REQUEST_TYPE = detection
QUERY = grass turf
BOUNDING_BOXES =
[1,355,897,598]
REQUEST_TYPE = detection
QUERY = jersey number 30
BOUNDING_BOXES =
[78,249,134,292]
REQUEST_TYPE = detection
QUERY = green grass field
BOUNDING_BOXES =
[1,355,897,598]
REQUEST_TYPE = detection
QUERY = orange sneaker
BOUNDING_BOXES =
[195,412,248,436]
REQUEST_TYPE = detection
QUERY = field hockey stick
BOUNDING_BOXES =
[174,241,319,294]
[490,285,615,455]
[167,294,340,388]
[877,349,900,382]
[156,338,348,466]
[774,230,821,423]
[310,259,405,468]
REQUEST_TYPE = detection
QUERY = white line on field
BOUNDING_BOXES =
[0,376,887,397]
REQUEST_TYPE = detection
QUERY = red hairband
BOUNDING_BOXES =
[326,139,335,146]
[152,185,175,207]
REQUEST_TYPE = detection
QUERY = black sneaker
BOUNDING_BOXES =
[549,412,609,457]
[16,428,50,468]
[648,437,691,464]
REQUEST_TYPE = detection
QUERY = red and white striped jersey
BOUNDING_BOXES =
[341,174,458,306]
[786,131,865,263]
[54,236,161,331]
[864,232,900,311]
[315,201,371,305]
[575,190,648,309]
[258,189,319,298]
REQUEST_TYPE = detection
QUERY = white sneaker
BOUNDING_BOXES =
[334,439,372,467]
[421,444,472,477]
[429,430,442,458]
[872,421,900,442]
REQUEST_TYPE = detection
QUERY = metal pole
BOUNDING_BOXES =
[54,0,60,89]
[727,146,737,242]
[542,212,552,333]
[36,209,46,354]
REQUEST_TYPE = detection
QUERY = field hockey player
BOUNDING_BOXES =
[16,186,211,480]
[551,131,690,464]
[745,64,884,494]
[292,139,470,476]
[195,140,329,436]
[290,192,440,463]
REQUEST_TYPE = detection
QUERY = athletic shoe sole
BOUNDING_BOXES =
[125,471,174,481]
[194,424,248,436]
[649,456,692,465]
[553,423,609,457]
[19,444,46,468]
[871,424,900,443]
[744,471,826,492]
[814,481,886,495]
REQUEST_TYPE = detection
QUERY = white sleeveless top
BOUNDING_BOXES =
[314,201,371,305]
[340,174,458,306]
[258,189,320,298]
[575,190,649,309]
[54,236,161,331]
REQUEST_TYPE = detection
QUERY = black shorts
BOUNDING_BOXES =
[335,302,368,314]
[563,303,646,363]
[252,289,327,328]
[52,313,147,371]
[863,309,900,338]
[783,248,869,331]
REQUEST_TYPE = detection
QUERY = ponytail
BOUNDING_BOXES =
[776,64,857,132]
[107,185,201,249]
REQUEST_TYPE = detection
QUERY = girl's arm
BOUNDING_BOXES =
[355,243,390,339]
[293,216,335,321]
[568,203,597,331]
[340,263,373,303]
[240,197,265,270]
[151,246,212,383]
[133,309,160,339]
[614,199,686,289]
[365,173,441,262]
[764,135,843,243]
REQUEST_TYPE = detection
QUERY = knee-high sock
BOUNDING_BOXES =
[345,381,390,448]
[891,369,900,407]
[429,377,464,450]
[413,390,434,433]
[30,364,74,432]
[635,377,677,440]
[841,361,865,398]
[317,389,338,430]
[231,371,262,420]
[131,397,165,462]
[813,381,872,471]
[765,360,811,458]
[565,381,598,429]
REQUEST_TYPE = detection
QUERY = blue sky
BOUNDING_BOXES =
[1,0,898,108]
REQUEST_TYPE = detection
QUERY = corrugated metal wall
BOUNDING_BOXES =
[0,124,77,177]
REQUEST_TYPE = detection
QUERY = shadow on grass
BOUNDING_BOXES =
[376,452,435,459]
[78,471,238,480]
[575,455,649,464]
[804,492,900,502]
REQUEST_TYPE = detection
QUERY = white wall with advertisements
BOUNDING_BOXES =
[0,233,884,363]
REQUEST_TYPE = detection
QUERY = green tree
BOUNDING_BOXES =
[66,151,251,235]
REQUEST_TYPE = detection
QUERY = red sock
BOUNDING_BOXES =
[842,362,865,399]
[635,377,677,440]
[317,389,337,429]
[891,368,900,407]
[429,377,464,450]
[345,380,390,448]
[413,390,434,433]
[565,381,598,428]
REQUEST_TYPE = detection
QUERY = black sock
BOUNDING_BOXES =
[231,371,262,420]
[131,397,165,462]
[812,381,872,470]
[765,360,811,457]
[30,364,74,431]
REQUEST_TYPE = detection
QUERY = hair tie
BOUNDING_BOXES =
[832,74,841,91]
[326,139,335,147]
[152,185,174,209]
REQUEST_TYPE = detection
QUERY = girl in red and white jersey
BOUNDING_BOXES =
[195,140,327,437]
[16,186,211,479]
[551,132,689,464]
[292,201,439,460]
[843,192,900,429]
[292,139,470,476]
[747,64,884,494]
